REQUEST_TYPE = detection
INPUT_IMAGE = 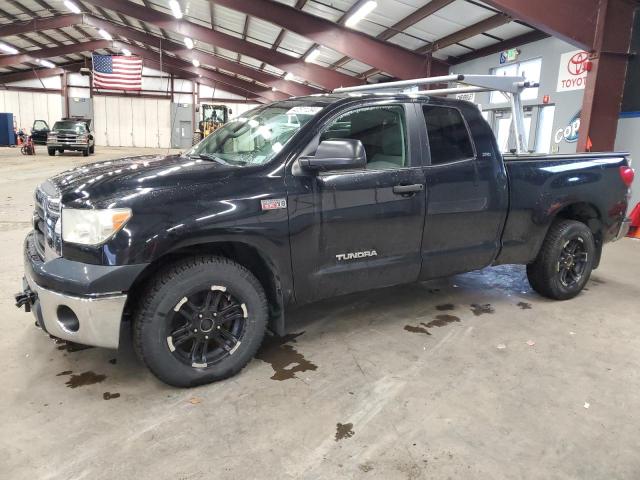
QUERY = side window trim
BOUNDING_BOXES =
[314,103,413,172]
[420,103,477,167]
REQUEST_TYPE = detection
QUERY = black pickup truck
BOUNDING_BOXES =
[15,93,634,387]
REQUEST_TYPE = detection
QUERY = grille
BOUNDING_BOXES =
[52,134,82,145]
[33,182,61,261]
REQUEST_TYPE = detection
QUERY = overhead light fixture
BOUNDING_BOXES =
[184,37,194,49]
[63,0,81,14]
[284,72,294,81]
[345,0,377,28]
[98,29,112,41]
[38,59,56,68]
[271,87,277,92]
[192,59,200,68]
[169,0,183,19]
[305,47,320,63]
[0,42,18,55]
[121,48,132,56]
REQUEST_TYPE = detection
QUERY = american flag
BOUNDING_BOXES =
[92,53,143,90]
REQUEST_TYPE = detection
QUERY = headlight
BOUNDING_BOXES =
[62,208,132,245]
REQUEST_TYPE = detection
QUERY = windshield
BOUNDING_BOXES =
[53,121,86,133]
[186,101,326,167]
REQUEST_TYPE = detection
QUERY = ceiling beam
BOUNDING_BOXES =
[111,41,288,102]
[480,0,598,51]
[418,13,511,53]
[209,0,446,79]
[82,15,319,96]
[82,0,361,89]
[329,0,455,71]
[0,14,83,37]
[0,40,109,67]
[449,30,548,65]
[0,64,83,84]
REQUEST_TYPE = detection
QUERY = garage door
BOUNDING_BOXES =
[93,96,170,148]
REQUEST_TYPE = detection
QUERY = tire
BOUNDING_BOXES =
[89,144,95,154]
[47,148,56,156]
[57,148,64,154]
[82,148,89,157]
[526,220,595,300]
[133,256,268,387]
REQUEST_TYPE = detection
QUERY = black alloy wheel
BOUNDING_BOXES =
[557,237,588,288]
[167,286,247,368]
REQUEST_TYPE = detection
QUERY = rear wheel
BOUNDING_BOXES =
[527,220,595,300]
[133,256,268,387]
[47,148,56,156]
[57,148,64,154]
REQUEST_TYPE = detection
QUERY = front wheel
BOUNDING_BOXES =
[527,220,595,300]
[47,148,56,156]
[133,256,268,387]
[82,148,89,157]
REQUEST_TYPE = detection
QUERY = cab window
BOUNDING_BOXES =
[320,105,407,170]
[422,105,474,165]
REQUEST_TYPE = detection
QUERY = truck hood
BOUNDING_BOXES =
[49,154,239,204]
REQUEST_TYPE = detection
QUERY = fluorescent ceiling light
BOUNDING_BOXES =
[121,48,131,56]
[192,59,200,68]
[98,29,112,41]
[271,87,277,92]
[0,42,18,54]
[184,37,194,49]
[38,59,56,68]
[169,0,183,19]
[63,0,81,14]
[345,0,377,28]
[284,72,294,81]
[305,47,320,63]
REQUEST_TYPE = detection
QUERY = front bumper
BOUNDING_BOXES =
[47,142,89,150]
[18,234,148,349]
[22,273,127,349]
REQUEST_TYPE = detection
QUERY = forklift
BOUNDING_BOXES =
[193,104,230,144]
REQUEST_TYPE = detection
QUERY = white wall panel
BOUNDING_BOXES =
[105,96,120,146]
[144,99,159,148]
[93,96,107,146]
[132,98,146,148]
[157,100,171,148]
[46,94,62,126]
[117,97,133,147]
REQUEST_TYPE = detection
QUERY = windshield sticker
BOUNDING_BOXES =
[286,106,323,115]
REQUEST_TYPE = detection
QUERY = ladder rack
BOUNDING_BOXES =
[334,74,539,155]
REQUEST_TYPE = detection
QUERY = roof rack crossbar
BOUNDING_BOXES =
[333,73,537,155]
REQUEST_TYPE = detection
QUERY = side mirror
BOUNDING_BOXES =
[299,139,366,172]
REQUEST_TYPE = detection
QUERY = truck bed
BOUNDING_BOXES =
[496,152,631,265]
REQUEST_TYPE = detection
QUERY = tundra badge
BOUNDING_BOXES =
[336,250,378,261]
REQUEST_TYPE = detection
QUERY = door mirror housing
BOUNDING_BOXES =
[299,139,366,172]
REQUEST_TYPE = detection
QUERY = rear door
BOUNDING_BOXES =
[418,102,508,279]
[288,102,427,303]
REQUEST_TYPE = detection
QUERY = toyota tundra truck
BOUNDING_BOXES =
[15,78,634,387]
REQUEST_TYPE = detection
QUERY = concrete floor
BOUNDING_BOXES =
[1,145,640,480]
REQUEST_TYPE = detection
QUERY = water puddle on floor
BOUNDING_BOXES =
[404,314,461,336]
[255,332,318,381]
[517,302,532,310]
[103,392,121,400]
[61,371,107,388]
[335,422,355,441]
[470,303,495,316]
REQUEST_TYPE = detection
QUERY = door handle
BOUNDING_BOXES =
[393,184,424,195]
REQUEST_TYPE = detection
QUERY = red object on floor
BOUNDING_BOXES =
[627,203,640,239]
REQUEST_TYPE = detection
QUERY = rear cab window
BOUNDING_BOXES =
[421,105,475,165]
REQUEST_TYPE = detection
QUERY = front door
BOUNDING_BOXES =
[288,103,426,303]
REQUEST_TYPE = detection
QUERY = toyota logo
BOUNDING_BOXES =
[567,51,589,76]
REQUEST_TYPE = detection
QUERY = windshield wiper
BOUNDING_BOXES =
[189,153,230,166]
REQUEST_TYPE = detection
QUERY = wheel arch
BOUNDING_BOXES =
[125,240,287,335]
[551,202,603,267]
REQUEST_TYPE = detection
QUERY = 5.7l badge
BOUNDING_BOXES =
[261,198,287,211]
